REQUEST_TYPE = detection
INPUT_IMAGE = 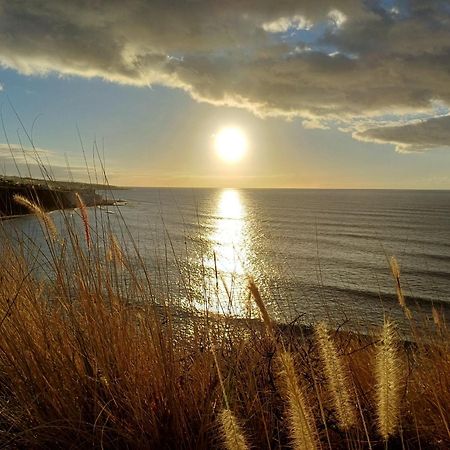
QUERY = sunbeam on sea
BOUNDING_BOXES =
[4,188,450,331]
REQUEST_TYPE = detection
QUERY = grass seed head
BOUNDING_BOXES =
[315,322,357,430]
[75,192,90,247]
[13,194,57,240]
[278,351,318,450]
[219,409,250,450]
[375,318,402,440]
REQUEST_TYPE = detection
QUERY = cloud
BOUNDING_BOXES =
[328,9,347,28]
[0,82,3,91]
[0,143,103,180]
[0,143,56,164]
[0,1,449,150]
[262,15,313,33]
[354,115,450,152]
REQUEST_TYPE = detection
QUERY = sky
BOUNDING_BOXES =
[0,0,450,188]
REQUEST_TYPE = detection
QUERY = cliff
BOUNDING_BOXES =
[0,176,116,218]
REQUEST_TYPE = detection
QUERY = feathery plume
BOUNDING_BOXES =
[278,351,318,450]
[248,277,274,338]
[390,256,413,319]
[219,409,250,450]
[390,256,405,308]
[315,322,357,430]
[108,234,125,266]
[403,306,413,320]
[375,318,402,440]
[14,194,57,240]
[432,306,442,329]
[75,192,90,247]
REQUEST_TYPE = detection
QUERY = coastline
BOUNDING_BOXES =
[0,175,124,219]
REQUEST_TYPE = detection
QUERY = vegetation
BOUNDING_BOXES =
[0,194,448,449]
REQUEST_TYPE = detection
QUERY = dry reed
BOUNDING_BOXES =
[248,277,275,339]
[432,306,442,329]
[389,256,412,319]
[108,233,125,266]
[75,192,90,246]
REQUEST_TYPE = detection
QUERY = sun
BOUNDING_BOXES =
[214,127,248,163]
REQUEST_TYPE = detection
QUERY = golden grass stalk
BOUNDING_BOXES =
[315,322,357,430]
[278,350,318,450]
[108,234,125,266]
[248,277,274,339]
[390,256,413,319]
[390,256,405,308]
[13,194,57,240]
[432,306,442,329]
[375,318,402,440]
[75,192,90,247]
[219,409,250,450]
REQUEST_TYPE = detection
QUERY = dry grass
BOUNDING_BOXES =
[0,197,449,449]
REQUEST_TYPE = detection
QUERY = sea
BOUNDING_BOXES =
[3,188,450,332]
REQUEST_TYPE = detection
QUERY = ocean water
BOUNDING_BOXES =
[4,188,450,330]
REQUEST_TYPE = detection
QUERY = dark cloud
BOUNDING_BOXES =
[0,0,449,149]
[355,115,450,152]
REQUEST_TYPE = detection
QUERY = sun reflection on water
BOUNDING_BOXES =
[212,189,246,275]
[206,189,253,316]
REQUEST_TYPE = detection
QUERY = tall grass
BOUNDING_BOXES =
[0,195,448,449]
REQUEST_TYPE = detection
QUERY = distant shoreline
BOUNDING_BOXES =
[0,175,125,219]
[0,174,124,191]
[119,185,450,191]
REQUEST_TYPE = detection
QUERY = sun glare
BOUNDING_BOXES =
[214,127,248,163]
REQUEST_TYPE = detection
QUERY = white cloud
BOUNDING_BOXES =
[292,45,312,54]
[0,144,56,163]
[262,15,313,33]
[328,9,347,28]
[0,143,103,179]
[302,119,330,129]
